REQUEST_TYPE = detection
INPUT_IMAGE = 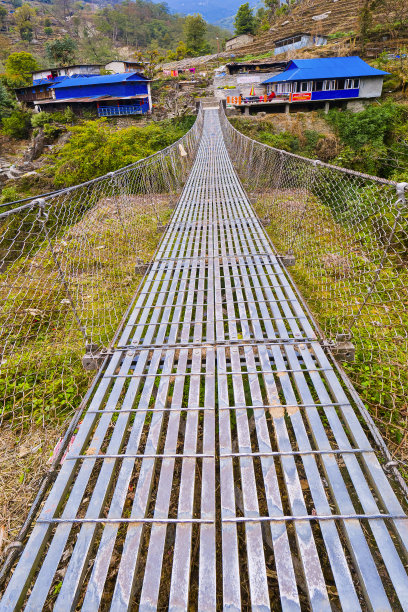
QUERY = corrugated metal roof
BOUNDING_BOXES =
[16,76,68,90]
[52,72,149,89]
[39,94,148,104]
[262,56,389,83]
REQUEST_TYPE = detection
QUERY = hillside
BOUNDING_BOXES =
[0,0,230,69]
[215,0,408,59]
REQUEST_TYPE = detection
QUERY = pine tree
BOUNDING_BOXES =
[184,14,208,56]
[234,3,256,36]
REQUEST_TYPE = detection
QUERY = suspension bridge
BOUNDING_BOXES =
[1,106,408,610]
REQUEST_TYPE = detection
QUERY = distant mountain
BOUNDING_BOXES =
[163,0,259,30]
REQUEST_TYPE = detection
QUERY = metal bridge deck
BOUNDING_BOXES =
[2,109,408,611]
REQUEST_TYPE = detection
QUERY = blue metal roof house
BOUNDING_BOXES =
[36,72,152,117]
[262,57,388,111]
[234,56,389,114]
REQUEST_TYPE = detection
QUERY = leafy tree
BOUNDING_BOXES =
[177,40,188,59]
[263,0,279,14]
[234,3,256,35]
[0,81,14,121]
[13,3,37,41]
[371,0,408,32]
[2,109,31,139]
[78,30,113,64]
[44,26,52,35]
[0,6,8,23]
[91,1,227,56]
[5,51,39,87]
[359,0,374,48]
[184,14,208,56]
[167,40,187,61]
[46,36,77,65]
[0,35,10,61]
[255,7,270,33]
[54,0,73,20]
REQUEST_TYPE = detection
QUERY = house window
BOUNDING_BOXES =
[345,78,360,89]
[337,79,346,89]
[276,82,291,94]
[323,80,336,90]
[301,81,311,92]
[314,80,324,91]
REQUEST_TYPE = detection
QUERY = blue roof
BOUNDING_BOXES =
[33,78,56,86]
[262,57,389,84]
[52,72,149,89]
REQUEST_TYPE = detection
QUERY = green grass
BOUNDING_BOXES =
[0,196,173,428]
[254,190,408,458]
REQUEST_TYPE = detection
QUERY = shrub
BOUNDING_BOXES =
[303,129,322,152]
[257,130,300,152]
[326,103,399,150]
[31,111,54,128]
[44,26,53,35]
[2,109,32,139]
[0,82,14,121]
[52,107,76,124]
[43,123,62,139]
[0,186,20,204]
[52,116,195,186]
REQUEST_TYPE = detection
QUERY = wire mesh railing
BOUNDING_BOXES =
[0,108,204,430]
[220,106,408,462]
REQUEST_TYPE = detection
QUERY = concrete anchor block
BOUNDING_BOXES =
[135,258,149,276]
[277,251,296,267]
[157,221,168,233]
[331,334,355,362]
[82,343,105,371]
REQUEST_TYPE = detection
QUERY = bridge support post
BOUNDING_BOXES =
[82,343,106,371]
[135,258,149,276]
[276,251,296,267]
[331,334,355,362]
[157,221,168,233]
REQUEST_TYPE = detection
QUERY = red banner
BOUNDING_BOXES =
[291,92,312,102]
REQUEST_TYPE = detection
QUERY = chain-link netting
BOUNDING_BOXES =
[0,108,204,429]
[220,106,408,461]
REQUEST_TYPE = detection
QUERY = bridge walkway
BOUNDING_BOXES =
[1,108,408,611]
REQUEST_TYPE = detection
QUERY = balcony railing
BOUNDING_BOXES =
[97,105,146,117]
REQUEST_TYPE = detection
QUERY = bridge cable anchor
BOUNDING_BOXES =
[135,257,150,275]
[157,220,168,233]
[276,250,296,267]
[330,333,355,363]
[82,343,107,371]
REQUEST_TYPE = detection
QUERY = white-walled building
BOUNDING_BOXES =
[274,32,327,55]
[105,60,147,74]
[225,34,254,51]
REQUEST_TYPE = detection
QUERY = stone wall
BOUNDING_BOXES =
[226,34,254,51]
